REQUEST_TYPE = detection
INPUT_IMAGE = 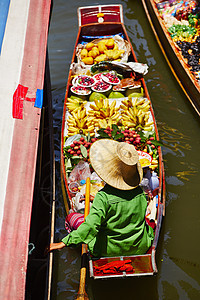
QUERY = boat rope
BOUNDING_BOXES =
[28,243,35,255]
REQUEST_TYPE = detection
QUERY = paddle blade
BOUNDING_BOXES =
[76,293,89,300]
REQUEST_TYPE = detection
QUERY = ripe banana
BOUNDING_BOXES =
[66,97,87,113]
[89,99,120,126]
[67,108,95,136]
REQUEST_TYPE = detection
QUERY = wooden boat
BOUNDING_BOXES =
[60,4,165,279]
[0,0,52,299]
[141,0,200,116]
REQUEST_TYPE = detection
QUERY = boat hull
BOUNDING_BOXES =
[142,0,200,116]
[60,4,165,279]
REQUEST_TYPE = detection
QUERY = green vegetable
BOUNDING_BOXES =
[168,24,197,38]
[188,13,200,27]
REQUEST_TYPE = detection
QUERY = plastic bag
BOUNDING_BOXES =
[68,161,91,184]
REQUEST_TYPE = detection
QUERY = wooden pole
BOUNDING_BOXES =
[76,177,90,300]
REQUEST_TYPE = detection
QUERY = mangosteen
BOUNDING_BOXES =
[191,65,200,72]
[190,43,199,54]
[188,56,199,66]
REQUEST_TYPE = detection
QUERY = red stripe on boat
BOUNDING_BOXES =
[12,84,36,119]
[12,0,51,119]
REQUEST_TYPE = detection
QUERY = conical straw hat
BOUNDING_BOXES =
[89,139,143,190]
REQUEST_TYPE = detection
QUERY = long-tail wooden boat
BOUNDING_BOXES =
[60,4,165,279]
[141,0,200,116]
[0,0,52,298]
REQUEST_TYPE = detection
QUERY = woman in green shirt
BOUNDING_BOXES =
[49,139,154,257]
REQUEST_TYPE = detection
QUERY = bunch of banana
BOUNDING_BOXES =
[88,98,120,129]
[120,97,150,112]
[67,108,95,136]
[120,98,134,111]
[121,99,154,131]
[66,97,87,113]
[136,98,151,112]
[95,118,116,129]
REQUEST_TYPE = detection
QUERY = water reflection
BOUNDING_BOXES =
[159,251,200,299]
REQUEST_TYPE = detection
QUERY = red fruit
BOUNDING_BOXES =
[124,133,128,137]
[146,141,152,145]
[125,137,129,141]
[67,149,72,153]
[77,150,81,155]
[70,150,75,155]
[74,141,78,145]
[151,145,155,149]
[74,146,79,150]
[91,138,96,143]
[135,138,141,143]
[125,140,130,144]
[84,143,88,148]
[108,133,112,137]
[80,137,85,142]
[149,137,154,140]
[130,137,134,142]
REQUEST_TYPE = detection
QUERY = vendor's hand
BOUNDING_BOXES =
[45,242,65,255]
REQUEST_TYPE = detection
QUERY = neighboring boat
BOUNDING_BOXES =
[60,4,165,279]
[141,0,200,116]
[0,0,53,299]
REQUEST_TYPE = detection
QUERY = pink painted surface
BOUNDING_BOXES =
[20,0,50,92]
[0,0,51,298]
[0,101,41,299]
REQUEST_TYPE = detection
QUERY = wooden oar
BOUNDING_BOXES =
[76,177,90,300]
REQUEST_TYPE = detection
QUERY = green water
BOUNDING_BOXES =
[48,0,200,299]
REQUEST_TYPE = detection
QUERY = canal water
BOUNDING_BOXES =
[48,0,200,299]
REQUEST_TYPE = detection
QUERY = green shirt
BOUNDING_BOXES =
[62,185,154,257]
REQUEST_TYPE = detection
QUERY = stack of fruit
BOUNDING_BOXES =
[88,98,121,129]
[63,125,161,174]
[120,97,154,131]
[65,95,154,136]
[67,108,95,136]
[156,0,200,80]
[79,38,125,65]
